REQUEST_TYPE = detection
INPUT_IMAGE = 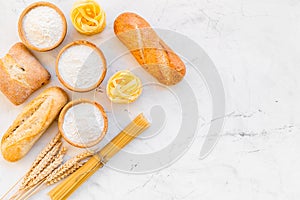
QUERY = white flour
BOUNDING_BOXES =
[62,103,105,145]
[58,44,103,89]
[22,6,63,48]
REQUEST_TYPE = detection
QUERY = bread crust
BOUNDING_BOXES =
[0,43,50,105]
[114,12,186,85]
[1,87,68,162]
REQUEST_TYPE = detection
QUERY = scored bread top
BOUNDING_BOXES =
[114,12,186,85]
[1,87,68,162]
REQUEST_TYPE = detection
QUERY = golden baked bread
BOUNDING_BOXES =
[1,87,68,162]
[0,43,51,105]
[114,12,186,85]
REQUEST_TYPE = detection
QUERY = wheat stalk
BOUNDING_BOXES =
[21,142,62,190]
[30,133,61,170]
[11,147,67,200]
[20,133,61,190]
[28,147,67,188]
[17,160,83,200]
[12,147,66,200]
[46,162,83,186]
[45,151,92,185]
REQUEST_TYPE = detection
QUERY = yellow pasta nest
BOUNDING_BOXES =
[70,0,106,35]
[107,70,142,104]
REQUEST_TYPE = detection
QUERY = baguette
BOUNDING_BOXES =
[0,43,51,105]
[1,87,68,162]
[114,12,186,85]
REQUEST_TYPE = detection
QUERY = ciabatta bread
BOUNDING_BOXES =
[114,12,186,85]
[0,43,50,105]
[1,87,68,162]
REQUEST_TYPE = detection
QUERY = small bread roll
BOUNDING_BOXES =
[0,42,51,105]
[1,87,68,162]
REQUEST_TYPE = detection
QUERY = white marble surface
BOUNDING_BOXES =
[1,0,300,199]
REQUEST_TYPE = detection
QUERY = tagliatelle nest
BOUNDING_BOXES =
[70,0,106,35]
[107,70,143,104]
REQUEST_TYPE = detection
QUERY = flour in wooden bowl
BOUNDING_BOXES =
[56,41,107,92]
[59,100,108,148]
[19,2,67,51]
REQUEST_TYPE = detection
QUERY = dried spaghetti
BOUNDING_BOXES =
[49,113,150,200]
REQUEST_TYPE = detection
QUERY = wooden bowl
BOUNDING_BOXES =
[56,40,107,92]
[58,99,108,148]
[18,1,67,52]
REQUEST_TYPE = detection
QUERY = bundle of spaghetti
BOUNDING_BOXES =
[49,113,150,200]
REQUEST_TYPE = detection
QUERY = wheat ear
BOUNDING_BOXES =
[28,147,67,188]
[45,151,93,185]
[21,142,62,190]
[46,162,83,186]
[20,133,61,189]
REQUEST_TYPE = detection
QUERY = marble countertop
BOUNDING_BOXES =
[1,0,300,199]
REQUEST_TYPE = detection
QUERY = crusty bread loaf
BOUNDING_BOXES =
[0,42,50,105]
[1,87,68,162]
[114,12,186,85]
